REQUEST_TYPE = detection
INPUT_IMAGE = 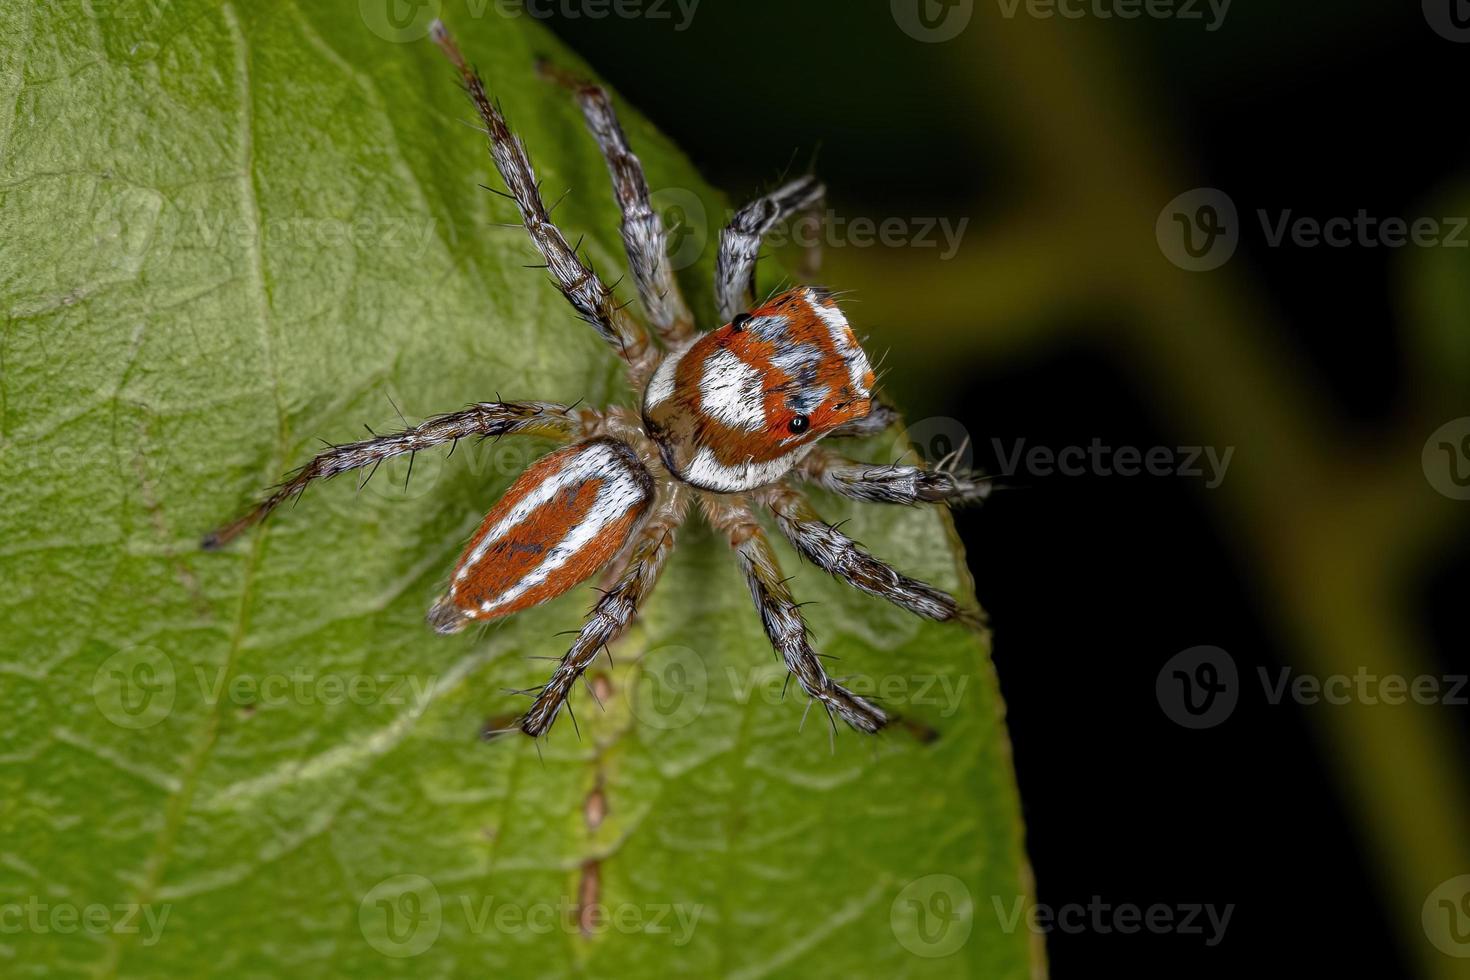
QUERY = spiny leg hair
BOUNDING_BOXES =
[203,401,582,550]
[703,494,889,735]
[714,175,825,323]
[431,21,658,384]
[521,482,690,737]
[798,446,992,506]
[538,59,695,346]
[758,484,981,627]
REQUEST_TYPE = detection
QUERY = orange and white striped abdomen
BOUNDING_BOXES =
[427,439,653,633]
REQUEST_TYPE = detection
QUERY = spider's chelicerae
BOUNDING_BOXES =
[205,21,989,739]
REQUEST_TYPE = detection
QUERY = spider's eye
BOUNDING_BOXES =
[787,415,810,435]
[730,313,752,332]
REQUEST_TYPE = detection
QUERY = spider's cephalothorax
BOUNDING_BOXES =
[204,22,990,740]
[644,286,875,492]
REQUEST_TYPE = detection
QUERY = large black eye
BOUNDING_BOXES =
[788,415,810,434]
[730,313,752,332]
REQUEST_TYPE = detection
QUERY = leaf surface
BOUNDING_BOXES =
[0,3,1036,976]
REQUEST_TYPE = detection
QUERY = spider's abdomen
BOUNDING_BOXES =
[427,438,653,634]
[642,286,875,492]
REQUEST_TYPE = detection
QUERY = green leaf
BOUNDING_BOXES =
[0,2,1036,976]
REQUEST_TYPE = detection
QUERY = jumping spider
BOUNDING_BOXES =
[204,21,989,739]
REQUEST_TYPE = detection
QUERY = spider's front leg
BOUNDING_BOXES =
[203,401,582,549]
[520,481,690,737]
[797,446,992,506]
[430,22,658,385]
[715,175,826,322]
[757,484,982,627]
[538,60,696,347]
[702,494,889,735]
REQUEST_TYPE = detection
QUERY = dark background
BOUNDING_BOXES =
[540,2,1469,976]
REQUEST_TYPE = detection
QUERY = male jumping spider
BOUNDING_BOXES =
[204,21,989,738]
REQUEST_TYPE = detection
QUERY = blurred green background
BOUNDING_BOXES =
[539,0,1470,976]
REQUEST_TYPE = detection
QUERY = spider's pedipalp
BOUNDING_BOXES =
[520,481,690,737]
[428,437,655,633]
[758,485,982,627]
[715,175,825,323]
[539,59,695,347]
[827,400,902,439]
[702,494,889,735]
[430,21,658,385]
[203,401,583,550]
[797,446,993,506]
